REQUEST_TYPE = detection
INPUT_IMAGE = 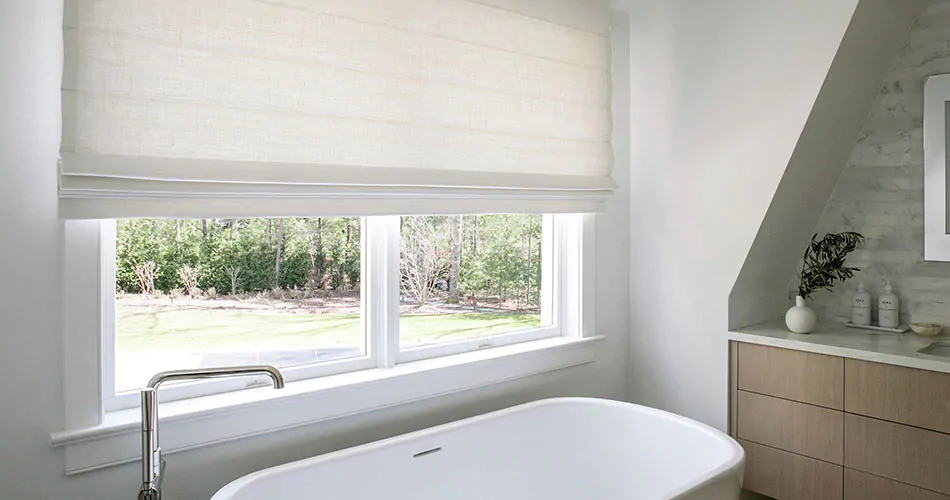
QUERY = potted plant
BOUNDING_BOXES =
[788,232,865,334]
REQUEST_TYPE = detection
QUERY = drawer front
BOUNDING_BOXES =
[738,390,843,464]
[845,469,949,500]
[738,343,843,409]
[844,414,950,495]
[741,440,843,500]
[845,359,950,434]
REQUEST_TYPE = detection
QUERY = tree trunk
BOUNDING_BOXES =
[448,216,462,302]
[274,219,284,289]
[308,218,324,290]
[175,219,182,261]
[415,226,425,304]
[525,233,532,309]
[201,219,208,238]
[317,218,324,249]
[472,216,479,257]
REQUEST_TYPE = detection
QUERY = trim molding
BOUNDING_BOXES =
[50,336,602,475]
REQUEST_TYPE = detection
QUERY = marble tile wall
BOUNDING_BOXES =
[794,1,950,326]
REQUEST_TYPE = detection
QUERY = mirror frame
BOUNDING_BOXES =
[923,74,950,261]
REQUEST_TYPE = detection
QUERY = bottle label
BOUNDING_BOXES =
[853,296,871,325]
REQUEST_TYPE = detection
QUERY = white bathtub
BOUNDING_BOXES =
[211,398,744,500]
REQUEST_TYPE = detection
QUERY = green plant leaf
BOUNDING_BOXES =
[798,232,864,299]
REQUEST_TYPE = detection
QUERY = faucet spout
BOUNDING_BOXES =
[139,365,284,499]
[147,365,285,389]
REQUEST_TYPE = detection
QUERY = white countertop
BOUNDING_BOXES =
[728,319,950,374]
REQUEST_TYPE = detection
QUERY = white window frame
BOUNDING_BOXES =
[395,214,565,363]
[101,218,379,411]
[55,214,598,474]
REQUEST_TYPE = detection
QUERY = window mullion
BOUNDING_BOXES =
[365,216,400,369]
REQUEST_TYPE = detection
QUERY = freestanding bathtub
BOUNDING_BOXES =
[211,398,745,500]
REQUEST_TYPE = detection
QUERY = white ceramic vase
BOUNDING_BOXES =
[785,296,817,334]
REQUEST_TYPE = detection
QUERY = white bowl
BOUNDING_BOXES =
[910,322,943,337]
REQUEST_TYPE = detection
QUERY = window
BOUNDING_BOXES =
[398,215,555,362]
[92,214,576,411]
[111,218,366,401]
[55,0,614,474]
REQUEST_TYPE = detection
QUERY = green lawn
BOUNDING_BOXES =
[116,307,542,353]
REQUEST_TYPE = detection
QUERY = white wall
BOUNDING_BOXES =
[623,0,861,429]
[0,3,630,500]
[0,1,68,499]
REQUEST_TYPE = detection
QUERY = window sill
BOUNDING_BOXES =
[50,335,602,475]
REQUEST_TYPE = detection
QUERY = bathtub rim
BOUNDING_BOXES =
[210,397,745,500]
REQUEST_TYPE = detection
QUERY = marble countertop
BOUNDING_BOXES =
[728,319,950,374]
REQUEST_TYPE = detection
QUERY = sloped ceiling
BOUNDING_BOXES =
[729,0,934,329]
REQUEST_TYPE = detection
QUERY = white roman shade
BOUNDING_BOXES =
[60,0,615,219]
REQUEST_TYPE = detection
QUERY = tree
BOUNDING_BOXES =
[274,218,284,289]
[133,261,158,296]
[401,216,450,308]
[448,215,462,303]
[225,266,242,295]
[309,218,325,289]
[471,215,479,257]
[114,215,541,308]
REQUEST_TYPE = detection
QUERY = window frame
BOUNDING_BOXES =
[57,213,597,474]
[101,218,377,411]
[395,214,573,364]
[68,214,579,415]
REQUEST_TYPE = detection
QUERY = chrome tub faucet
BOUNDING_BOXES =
[138,366,285,500]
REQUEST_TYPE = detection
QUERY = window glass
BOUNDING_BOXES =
[114,218,363,393]
[398,215,547,350]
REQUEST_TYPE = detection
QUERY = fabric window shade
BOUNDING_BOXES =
[59,0,615,219]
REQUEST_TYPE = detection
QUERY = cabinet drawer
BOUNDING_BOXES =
[845,469,949,500]
[845,359,950,434]
[741,439,843,500]
[844,414,950,495]
[738,391,843,464]
[738,343,843,409]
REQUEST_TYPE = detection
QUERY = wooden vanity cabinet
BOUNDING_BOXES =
[844,359,950,434]
[730,342,950,500]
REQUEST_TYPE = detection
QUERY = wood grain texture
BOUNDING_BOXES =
[730,341,739,438]
[738,343,844,409]
[844,414,950,495]
[738,390,844,464]
[740,439,843,500]
[844,469,949,500]
[845,358,950,434]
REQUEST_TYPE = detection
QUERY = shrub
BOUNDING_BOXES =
[177,265,201,297]
[133,261,158,296]
[115,216,540,306]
